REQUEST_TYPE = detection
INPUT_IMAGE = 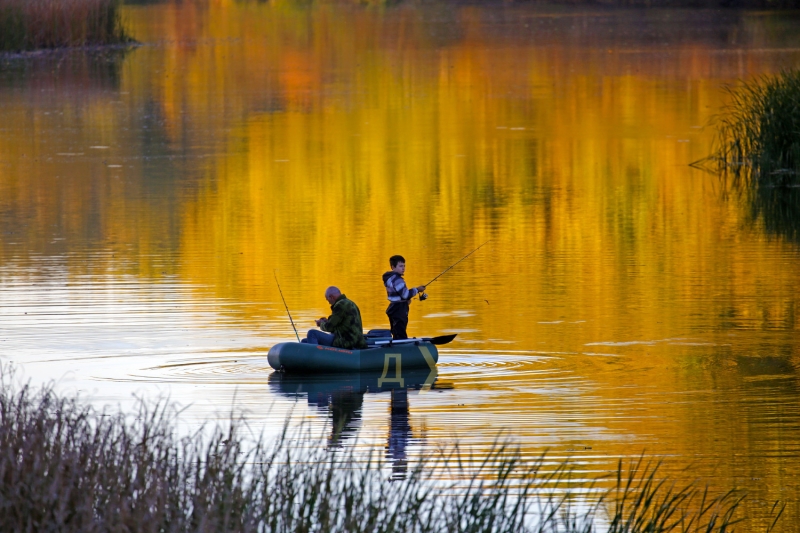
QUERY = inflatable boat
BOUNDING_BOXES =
[267,330,455,374]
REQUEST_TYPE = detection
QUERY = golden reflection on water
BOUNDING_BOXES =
[1,3,800,528]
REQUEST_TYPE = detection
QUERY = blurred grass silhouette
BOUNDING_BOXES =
[0,367,785,532]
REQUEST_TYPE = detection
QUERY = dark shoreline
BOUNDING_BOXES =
[0,41,139,60]
[122,0,800,7]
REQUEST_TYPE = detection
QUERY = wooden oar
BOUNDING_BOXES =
[371,334,457,346]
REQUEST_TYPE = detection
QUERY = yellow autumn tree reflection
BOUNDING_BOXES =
[2,3,798,343]
[131,4,798,343]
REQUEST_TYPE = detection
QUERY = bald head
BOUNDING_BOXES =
[324,286,341,304]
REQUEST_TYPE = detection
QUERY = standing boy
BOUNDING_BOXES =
[382,255,426,339]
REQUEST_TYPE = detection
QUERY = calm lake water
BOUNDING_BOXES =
[2,1,800,528]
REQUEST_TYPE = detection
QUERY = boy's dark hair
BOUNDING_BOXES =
[389,255,405,268]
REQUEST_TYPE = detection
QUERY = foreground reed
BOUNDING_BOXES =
[0,372,784,532]
[700,70,800,186]
[0,0,131,53]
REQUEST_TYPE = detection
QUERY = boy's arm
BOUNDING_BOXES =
[390,276,418,300]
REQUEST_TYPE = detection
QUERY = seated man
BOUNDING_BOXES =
[301,286,368,350]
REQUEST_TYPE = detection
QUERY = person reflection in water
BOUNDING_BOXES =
[328,389,365,448]
[301,286,368,349]
[386,387,412,480]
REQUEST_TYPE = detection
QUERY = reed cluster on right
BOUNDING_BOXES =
[707,70,800,186]
[0,371,785,532]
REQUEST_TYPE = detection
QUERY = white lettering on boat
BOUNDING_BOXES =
[418,345,436,370]
[378,353,404,387]
[418,345,438,392]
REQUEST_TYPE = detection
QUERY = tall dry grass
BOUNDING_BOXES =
[0,368,785,532]
[0,0,131,53]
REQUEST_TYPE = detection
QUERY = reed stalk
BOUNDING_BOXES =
[0,367,784,532]
[0,0,132,53]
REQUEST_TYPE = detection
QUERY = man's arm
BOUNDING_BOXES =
[319,307,344,332]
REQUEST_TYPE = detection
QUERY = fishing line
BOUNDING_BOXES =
[420,239,491,299]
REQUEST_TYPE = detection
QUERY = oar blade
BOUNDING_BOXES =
[369,334,457,346]
[429,334,457,345]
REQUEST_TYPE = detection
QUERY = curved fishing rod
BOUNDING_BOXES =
[420,239,491,298]
[274,270,301,342]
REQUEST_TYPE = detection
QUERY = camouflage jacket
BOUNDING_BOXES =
[320,294,368,350]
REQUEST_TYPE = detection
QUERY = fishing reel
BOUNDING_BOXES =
[419,292,428,301]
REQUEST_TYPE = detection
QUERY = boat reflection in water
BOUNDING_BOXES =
[268,367,443,479]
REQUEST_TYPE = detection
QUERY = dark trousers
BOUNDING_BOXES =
[386,302,410,340]
[301,329,335,346]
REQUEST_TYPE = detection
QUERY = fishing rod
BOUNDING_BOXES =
[419,239,491,300]
[273,270,301,342]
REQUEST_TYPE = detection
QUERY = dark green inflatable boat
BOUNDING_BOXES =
[267,330,455,374]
